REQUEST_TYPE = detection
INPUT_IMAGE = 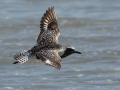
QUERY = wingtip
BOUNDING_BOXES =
[49,6,54,9]
[40,6,58,31]
[48,6,54,11]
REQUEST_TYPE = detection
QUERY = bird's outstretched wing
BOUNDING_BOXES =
[36,49,61,69]
[37,6,60,47]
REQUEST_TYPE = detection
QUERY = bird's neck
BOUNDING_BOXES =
[58,47,66,56]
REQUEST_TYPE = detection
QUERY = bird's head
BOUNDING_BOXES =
[61,46,82,58]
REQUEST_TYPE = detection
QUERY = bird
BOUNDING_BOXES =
[13,6,82,70]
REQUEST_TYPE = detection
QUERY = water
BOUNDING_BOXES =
[0,0,120,90]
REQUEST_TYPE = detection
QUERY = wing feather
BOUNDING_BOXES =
[37,49,61,70]
[37,6,60,46]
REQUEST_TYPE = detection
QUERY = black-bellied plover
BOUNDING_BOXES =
[13,6,82,69]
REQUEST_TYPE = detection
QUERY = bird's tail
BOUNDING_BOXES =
[13,50,33,64]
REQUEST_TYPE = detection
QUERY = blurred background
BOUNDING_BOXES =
[0,0,120,90]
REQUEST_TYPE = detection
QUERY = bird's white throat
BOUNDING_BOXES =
[58,47,66,56]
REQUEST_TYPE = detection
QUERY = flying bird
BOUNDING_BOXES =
[13,6,82,69]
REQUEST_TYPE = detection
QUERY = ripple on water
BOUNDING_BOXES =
[0,0,120,90]
[3,87,14,90]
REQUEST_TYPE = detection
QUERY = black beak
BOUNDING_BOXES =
[74,51,82,54]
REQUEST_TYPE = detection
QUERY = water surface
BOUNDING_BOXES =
[0,0,120,90]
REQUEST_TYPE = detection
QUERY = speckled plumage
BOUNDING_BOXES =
[37,6,59,47]
[13,6,82,69]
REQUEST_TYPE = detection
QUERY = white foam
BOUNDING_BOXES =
[42,77,47,80]
[114,52,118,55]
[107,51,111,54]
[5,16,9,20]
[106,79,112,83]
[0,40,2,43]
[114,68,120,71]
[16,43,23,46]
[4,87,14,89]
[77,74,84,78]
